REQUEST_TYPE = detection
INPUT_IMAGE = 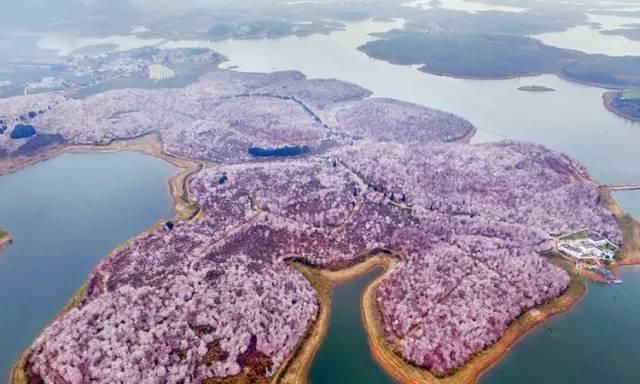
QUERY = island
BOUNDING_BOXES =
[0,229,11,252]
[356,9,640,89]
[518,85,556,92]
[2,53,636,384]
[603,90,640,122]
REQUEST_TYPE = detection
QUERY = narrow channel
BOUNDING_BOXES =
[309,267,396,384]
[0,152,174,380]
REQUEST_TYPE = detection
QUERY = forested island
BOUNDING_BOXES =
[355,8,640,89]
[1,53,635,384]
[359,30,640,88]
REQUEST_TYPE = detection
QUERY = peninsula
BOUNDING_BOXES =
[603,90,640,122]
[2,55,632,384]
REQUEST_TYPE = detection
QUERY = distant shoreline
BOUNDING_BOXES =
[362,258,585,384]
[603,91,640,123]
[275,255,396,384]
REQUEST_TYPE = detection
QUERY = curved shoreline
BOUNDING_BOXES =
[362,262,585,384]
[275,255,396,384]
[279,189,640,384]
[7,134,640,384]
[8,135,204,384]
[602,91,640,124]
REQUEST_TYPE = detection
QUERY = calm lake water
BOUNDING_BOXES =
[533,25,640,56]
[614,191,640,220]
[480,267,640,384]
[194,19,640,186]
[310,268,396,384]
[38,19,640,185]
[311,264,640,384]
[533,12,640,56]
[0,152,174,381]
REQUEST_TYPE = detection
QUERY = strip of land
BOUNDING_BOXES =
[0,230,11,252]
[517,85,556,92]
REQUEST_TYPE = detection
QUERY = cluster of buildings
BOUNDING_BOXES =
[557,229,619,262]
[148,64,176,80]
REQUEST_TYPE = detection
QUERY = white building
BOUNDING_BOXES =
[558,229,618,261]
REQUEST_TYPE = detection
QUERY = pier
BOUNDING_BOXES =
[600,184,640,191]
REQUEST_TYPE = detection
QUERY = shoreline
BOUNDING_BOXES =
[360,259,586,384]
[275,255,397,384]
[0,232,12,253]
[355,48,631,92]
[7,133,640,384]
[8,134,204,384]
[278,189,640,384]
[601,187,640,266]
[0,133,205,221]
[602,91,640,124]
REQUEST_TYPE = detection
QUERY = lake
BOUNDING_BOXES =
[36,20,640,185]
[0,151,174,381]
[480,267,640,384]
[14,18,640,384]
[614,190,640,220]
[533,25,640,56]
[191,19,640,186]
[310,264,640,384]
[309,267,396,384]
